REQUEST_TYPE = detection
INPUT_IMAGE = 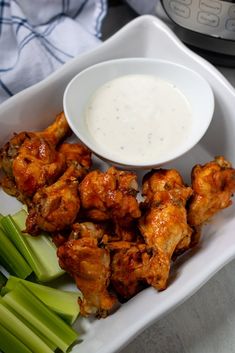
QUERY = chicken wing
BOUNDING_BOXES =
[57,237,117,317]
[109,242,146,300]
[138,169,193,290]
[0,112,70,201]
[26,164,81,234]
[38,112,71,145]
[109,242,169,300]
[78,167,141,225]
[187,156,235,244]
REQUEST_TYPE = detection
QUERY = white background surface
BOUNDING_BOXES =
[102,3,235,353]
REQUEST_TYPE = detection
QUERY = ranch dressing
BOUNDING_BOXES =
[85,74,192,164]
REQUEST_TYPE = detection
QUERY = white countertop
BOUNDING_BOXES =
[102,4,235,353]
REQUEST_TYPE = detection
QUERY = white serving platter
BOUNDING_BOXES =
[1,15,235,353]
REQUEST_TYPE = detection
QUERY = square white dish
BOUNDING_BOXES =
[1,14,235,353]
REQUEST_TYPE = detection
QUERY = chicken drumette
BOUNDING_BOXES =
[57,223,117,317]
[138,169,193,290]
[0,112,70,203]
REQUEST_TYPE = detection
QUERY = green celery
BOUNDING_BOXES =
[3,300,57,351]
[12,210,65,280]
[0,228,32,279]
[1,285,57,350]
[0,324,32,353]
[0,297,54,353]
[3,282,78,353]
[2,276,80,324]
[1,210,64,282]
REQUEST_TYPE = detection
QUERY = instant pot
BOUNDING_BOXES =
[160,0,235,66]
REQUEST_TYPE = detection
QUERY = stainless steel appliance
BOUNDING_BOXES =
[160,0,235,66]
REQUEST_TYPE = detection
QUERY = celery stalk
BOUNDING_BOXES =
[0,228,32,278]
[0,298,54,353]
[2,276,80,324]
[3,282,78,353]
[0,324,32,353]
[1,210,64,282]
[3,300,57,351]
[13,210,64,281]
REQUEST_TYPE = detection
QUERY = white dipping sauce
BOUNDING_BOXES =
[85,74,192,164]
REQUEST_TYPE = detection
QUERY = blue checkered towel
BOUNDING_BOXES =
[0,0,107,103]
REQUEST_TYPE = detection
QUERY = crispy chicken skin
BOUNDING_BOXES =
[57,237,117,317]
[13,135,66,198]
[26,165,81,234]
[109,242,169,300]
[0,112,70,201]
[188,156,235,227]
[141,168,191,206]
[78,167,141,224]
[109,242,146,300]
[112,221,142,242]
[58,143,92,169]
[138,169,193,289]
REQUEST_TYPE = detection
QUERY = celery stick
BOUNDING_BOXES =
[3,282,78,353]
[3,300,57,351]
[0,298,54,353]
[2,276,80,324]
[0,324,32,353]
[1,211,64,282]
[0,228,32,278]
[13,210,64,281]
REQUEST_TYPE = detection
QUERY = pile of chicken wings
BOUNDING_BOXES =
[1,113,235,318]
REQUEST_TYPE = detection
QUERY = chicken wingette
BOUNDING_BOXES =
[26,164,81,234]
[78,167,141,225]
[0,112,70,203]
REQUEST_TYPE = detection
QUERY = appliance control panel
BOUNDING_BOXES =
[161,0,235,39]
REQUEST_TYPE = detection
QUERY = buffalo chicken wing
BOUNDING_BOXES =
[57,237,117,317]
[1,112,235,321]
[78,167,141,225]
[138,169,193,289]
[188,156,235,227]
[26,165,81,234]
[0,112,70,202]
[187,156,235,245]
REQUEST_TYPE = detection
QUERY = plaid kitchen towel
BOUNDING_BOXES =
[0,0,107,103]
